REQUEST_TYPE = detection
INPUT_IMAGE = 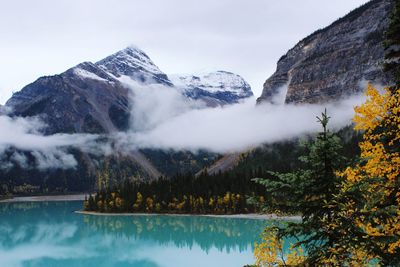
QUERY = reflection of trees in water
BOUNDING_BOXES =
[0,201,271,254]
[0,201,271,266]
[82,214,268,253]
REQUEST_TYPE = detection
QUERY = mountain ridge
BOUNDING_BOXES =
[1,46,252,188]
[257,0,395,104]
[6,46,253,134]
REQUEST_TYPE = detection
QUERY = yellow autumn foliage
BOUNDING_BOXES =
[253,85,400,266]
[340,85,400,261]
[254,228,305,267]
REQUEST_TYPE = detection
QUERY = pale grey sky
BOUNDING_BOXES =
[0,0,369,104]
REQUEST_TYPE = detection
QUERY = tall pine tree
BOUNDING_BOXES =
[253,109,346,265]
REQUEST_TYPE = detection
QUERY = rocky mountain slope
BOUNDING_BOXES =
[1,46,252,190]
[257,0,395,104]
[5,47,171,134]
[6,46,253,134]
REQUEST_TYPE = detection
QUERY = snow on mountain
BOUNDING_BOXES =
[73,67,109,82]
[6,47,254,129]
[169,71,253,106]
[96,46,173,86]
[170,71,252,95]
[71,47,254,106]
[3,45,254,183]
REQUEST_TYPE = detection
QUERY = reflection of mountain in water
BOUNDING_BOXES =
[0,201,300,267]
[82,213,268,253]
[0,201,268,253]
[0,201,81,248]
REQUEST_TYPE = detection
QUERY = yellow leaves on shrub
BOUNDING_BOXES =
[254,228,305,267]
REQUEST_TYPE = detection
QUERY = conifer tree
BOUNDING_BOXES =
[253,109,346,265]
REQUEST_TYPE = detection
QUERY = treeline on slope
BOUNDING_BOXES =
[0,128,359,199]
[233,125,361,176]
[0,151,151,196]
[139,149,219,177]
[84,125,361,215]
[0,148,217,196]
[0,149,95,195]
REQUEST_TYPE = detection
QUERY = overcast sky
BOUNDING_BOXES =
[0,0,369,104]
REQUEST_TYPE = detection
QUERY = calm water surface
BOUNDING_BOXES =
[0,201,270,267]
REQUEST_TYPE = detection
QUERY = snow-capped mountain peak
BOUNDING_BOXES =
[169,71,253,106]
[170,71,252,95]
[95,46,172,86]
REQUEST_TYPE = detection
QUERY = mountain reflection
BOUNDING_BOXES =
[0,201,268,267]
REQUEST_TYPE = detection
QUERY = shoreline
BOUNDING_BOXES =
[0,194,87,203]
[75,210,301,221]
[0,194,301,221]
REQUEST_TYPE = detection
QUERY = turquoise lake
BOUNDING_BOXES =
[0,201,270,267]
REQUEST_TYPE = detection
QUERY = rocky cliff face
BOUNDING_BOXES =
[257,0,395,104]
